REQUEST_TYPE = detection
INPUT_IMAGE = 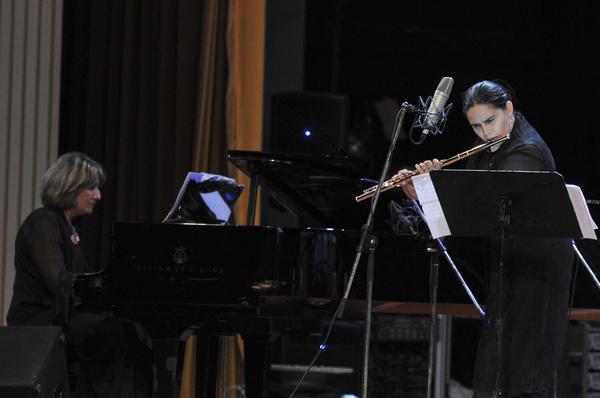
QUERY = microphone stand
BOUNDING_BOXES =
[426,243,440,398]
[410,200,486,318]
[410,199,485,398]
[337,102,415,398]
[572,241,600,291]
[494,197,511,398]
[289,100,436,398]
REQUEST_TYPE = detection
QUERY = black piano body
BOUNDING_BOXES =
[77,221,448,334]
[75,220,442,398]
[75,150,600,397]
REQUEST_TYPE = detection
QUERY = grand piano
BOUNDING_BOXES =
[75,150,600,398]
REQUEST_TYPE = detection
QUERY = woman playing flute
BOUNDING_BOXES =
[395,79,573,398]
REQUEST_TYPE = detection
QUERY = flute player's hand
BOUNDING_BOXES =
[392,159,441,200]
[415,158,442,175]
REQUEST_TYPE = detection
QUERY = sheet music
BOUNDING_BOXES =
[199,191,231,222]
[566,184,598,240]
[413,173,451,239]
[163,171,238,222]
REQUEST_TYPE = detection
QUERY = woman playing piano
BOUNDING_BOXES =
[6,152,152,397]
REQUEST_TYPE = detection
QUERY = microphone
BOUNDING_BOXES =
[421,76,454,136]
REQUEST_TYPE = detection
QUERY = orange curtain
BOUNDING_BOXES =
[192,0,229,174]
[226,0,266,226]
[181,2,266,398]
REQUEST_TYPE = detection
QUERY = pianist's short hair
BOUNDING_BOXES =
[41,152,106,210]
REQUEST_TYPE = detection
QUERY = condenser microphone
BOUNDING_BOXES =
[422,76,454,136]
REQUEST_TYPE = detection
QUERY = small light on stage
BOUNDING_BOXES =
[341,395,359,398]
[319,343,327,351]
[304,130,312,137]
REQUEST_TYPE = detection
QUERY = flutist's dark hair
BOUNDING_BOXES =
[462,79,519,114]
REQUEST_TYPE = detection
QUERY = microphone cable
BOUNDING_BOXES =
[286,297,348,398]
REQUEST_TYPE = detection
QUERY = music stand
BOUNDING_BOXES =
[415,169,583,397]
[426,169,581,239]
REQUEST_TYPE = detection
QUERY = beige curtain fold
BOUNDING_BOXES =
[191,0,229,174]
[0,0,62,324]
[181,1,265,397]
[226,0,265,226]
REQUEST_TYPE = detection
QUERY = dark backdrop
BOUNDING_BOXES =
[58,0,600,391]
[304,0,600,196]
[301,0,600,389]
[59,0,227,269]
[60,0,600,267]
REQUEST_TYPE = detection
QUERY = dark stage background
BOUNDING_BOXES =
[60,0,600,265]
[59,0,600,395]
[301,0,600,194]
[297,1,600,391]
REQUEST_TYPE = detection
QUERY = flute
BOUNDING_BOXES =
[355,134,510,203]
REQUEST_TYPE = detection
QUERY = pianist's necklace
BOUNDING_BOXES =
[70,225,80,245]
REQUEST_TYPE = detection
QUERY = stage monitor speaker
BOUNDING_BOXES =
[271,91,349,155]
[0,325,70,398]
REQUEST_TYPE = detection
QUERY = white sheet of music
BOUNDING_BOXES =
[163,171,237,222]
[413,173,451,239]
[200,191,231,222]
[566,184,598,240]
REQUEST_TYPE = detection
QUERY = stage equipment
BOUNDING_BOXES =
[410,77,454,144]
[0,326,70,398]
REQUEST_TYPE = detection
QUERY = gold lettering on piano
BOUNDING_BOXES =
[134,264,191,272]
[132,264,224,275]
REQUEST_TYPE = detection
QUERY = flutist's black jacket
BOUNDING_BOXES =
[466,113,574,398]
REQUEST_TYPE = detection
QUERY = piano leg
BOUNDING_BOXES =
[175,328,219,398]
[176,330,277,398]
[243,334,277,398]
[195,332,220,398]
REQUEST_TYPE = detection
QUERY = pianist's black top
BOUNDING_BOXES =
[466,113,574,397]
[7,206,153,397]
[7,206,85,327]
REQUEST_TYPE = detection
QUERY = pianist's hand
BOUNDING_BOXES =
[393,159,441,200]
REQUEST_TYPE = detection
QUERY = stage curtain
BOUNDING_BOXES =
[226,0,266,226]
[191,0,229,174]
[181,1,265,397]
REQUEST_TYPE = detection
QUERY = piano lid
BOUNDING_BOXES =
[227,150,397,229]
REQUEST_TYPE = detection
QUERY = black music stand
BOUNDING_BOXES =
[422,169,582,397]
[427,169,581,240]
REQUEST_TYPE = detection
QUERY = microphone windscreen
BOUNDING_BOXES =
[437,76,454,95]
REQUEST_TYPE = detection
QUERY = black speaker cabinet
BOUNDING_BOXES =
[271,91,349,155]
[0,325,70,398]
